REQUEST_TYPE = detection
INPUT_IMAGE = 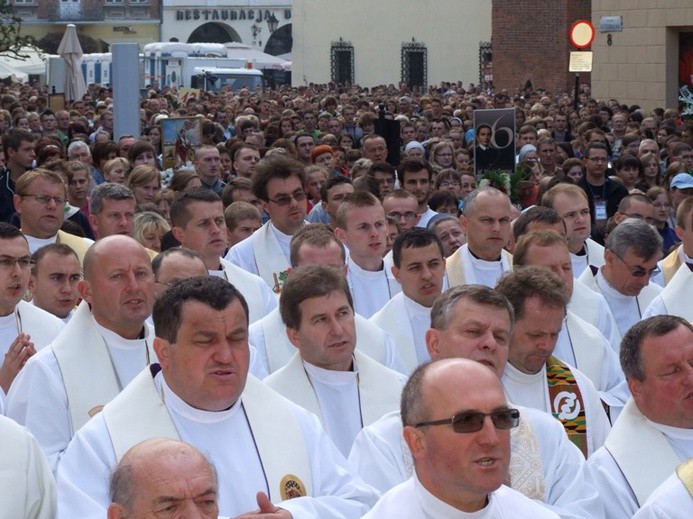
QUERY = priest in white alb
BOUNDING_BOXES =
[265,266,405,456]
[587,315,693,519]
[497,266,611,458]
[225,154,308,294]
[5,235,156,473]
[446,187,513,288]
[371,228,447,374]
[632,458,693,519]
[250,224,404,375]
[55,276,378,519]
[350,284,604,518]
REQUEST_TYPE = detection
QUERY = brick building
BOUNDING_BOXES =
[492,0,592,94]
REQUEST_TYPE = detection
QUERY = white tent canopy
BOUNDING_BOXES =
[0,46,47,76]
[223,42,290,71]
[0,60,28,82]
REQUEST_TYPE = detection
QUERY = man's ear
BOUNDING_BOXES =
[153,337,170,370]
[286,326,301,350]
[77,279,92,303]
[425,328,441,360]
[171,226,185,244]
[403,425,426,461]
[459,214,468,234]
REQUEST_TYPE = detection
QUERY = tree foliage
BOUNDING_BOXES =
[0,0,36,58]
[36,31,106,55]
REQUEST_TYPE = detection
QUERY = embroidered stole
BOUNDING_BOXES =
[52,301,155,434]
[605,398,681,505]
[56,230,91,266]
[446,244,512,288]
[677,458,693,498]
[661,246,682,285]
[660,262,693,320]
[545,356,589,458]
[103,367,313,502]
[508,409,546,500]
[250,223,291,294]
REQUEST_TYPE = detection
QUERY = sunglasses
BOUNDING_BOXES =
[415,408,520,434]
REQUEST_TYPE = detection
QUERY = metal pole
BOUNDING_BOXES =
[573,73,580,111]
[112,43,141,140]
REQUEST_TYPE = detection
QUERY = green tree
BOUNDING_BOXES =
[36,31,105,55]
[0,0,35,58]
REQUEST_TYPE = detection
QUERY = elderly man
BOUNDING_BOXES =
[170,189,276,324]
[498,266,611,457]
[363,359,559,518]
[446,187,513,287]
[0,225,64,401]
[587,316,693,518]
[226,154,307,293]
[6,235,156,473]
[107,438,219,519]
[13,169,91,260]
[249,224,404,376]
[371,229,446,374]
[541,183,605,277]
[265,266,404,457]
[0,414,55,519]
[56,276,378,518]
[350,285,603,518]
[578,219,662,336]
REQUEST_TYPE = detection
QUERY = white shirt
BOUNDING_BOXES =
[224,221,292,277]
[402,294,432,366]
[501,362,611,457]
[346,256,399,318]
[416,207,438,228]
[460,244,508,287]
[363,475,559,518]
[5,315,153,474]
[55,371,378,519]
[349,409,603,519]
[633,469,693,519]
[596,269,661,336]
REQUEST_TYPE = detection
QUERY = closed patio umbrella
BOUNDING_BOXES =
[57,24,87,102]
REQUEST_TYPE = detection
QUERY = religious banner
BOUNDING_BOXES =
[473,109,516,176]
[162,116,201,170]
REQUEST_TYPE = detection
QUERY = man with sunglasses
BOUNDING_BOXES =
[578,219,662,337]
[363,359,559,518]
[350,284,603,517]
[225,154,307,294]
[498,266,612,458]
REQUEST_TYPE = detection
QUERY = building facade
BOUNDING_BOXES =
[291,0,491,88]
[11,0,161,48]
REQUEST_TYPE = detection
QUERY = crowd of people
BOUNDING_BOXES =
[1,77,693,518]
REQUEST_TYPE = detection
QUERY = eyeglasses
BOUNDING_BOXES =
[267,190,307,206]
[611,250,660,278]
[0,255,33,270]
[415,408,520,434]
[439,181,461,188]
[388,211,418,221]
[22,194,66,206]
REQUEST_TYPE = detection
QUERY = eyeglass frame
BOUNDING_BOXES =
[21,194,67,206]
[610,249,660,278]
[414,408,520,434]
[266,189,307,207]
[0,255,34,270]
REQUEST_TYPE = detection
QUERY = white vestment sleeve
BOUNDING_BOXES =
[224,236,260,276]
[380,331,408,376]
[642,296,666,319]
[632,472,693,519]
[586,446,639,519]
[596,294,622,355]
[248,341,268,380]
[5,348,72,474]
[248,318,270,375]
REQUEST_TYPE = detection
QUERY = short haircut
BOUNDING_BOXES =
[221,176,253,207]
[3,128,33,155]
[605,218,662,260]
[334,191,381,230]
[67,140,90,158]
[92,141,119,167]
[513,230,569,267]
[617,193,653,214]
[127,140,156,164]
[674,197,693,234]
[427,214,458,233]
[383,188,417,205]
[170,188,221,228]
[103,157,129,177]
[396,157,433,184]
[151,247,204,278]
[428,190,458,213]
[251,154,306,202]
[513,206,564,241]
[134,211,170,245]
[495,265,569,320]
[0,221,26,241]
[401,360,433,426]
[320,175,352,202]
[289,224,345,268]
[392,228,444,268]
[14,168,66,196]
[462,186,508,217]
[224,201,261,231]
[89,183,136,215]
[583,142,609,159]
[30,243,78,275]
[430,284,514,331]
[620,316,693,381]
[368,161,395,178]
[279,265,352,330]
[153,276,248,343]
[541,182,588,208]
[614,154,641,172]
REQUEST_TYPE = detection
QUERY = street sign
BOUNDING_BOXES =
[569,51,593,73]
[569,20,595,49]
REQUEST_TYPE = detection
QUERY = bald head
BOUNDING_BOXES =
[83,234,150,281]
[108,438,218,519]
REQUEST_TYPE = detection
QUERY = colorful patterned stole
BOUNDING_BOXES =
[546,356,588,457]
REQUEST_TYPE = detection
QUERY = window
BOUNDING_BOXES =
[401,40,427,89]
[331,39,354,85]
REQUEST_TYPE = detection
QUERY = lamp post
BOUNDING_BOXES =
[267,13,279,34]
